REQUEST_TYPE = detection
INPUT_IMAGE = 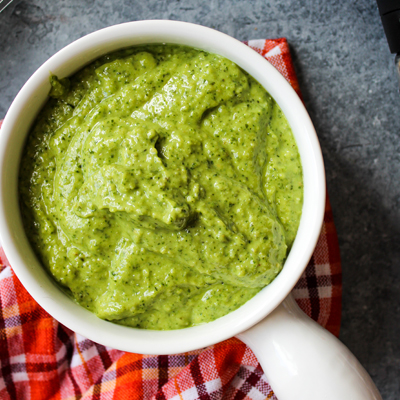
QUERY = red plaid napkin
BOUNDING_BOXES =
[0,39,342,400]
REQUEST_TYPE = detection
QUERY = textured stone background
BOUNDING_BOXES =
[0,0,399,397]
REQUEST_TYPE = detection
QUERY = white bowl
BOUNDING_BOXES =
[0,20,324,354]
[0,21,383,400]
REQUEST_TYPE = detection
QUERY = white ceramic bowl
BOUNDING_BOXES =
[0,21,381,400]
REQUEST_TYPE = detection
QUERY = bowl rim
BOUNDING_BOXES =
[0,20,326,354]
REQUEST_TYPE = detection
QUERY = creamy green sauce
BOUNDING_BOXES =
[19,45,303,330]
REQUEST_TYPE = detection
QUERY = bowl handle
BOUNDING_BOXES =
[236,293,382,400]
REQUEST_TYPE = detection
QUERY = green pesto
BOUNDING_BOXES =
[19,45,303,330]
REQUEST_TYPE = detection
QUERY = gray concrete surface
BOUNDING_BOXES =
[0,0,399,398]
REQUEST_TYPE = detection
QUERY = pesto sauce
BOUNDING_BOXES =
[19,45,303,330]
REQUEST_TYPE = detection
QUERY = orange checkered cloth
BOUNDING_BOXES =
[0,39,342,400]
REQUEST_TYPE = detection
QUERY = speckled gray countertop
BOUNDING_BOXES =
[0,0,399,398]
